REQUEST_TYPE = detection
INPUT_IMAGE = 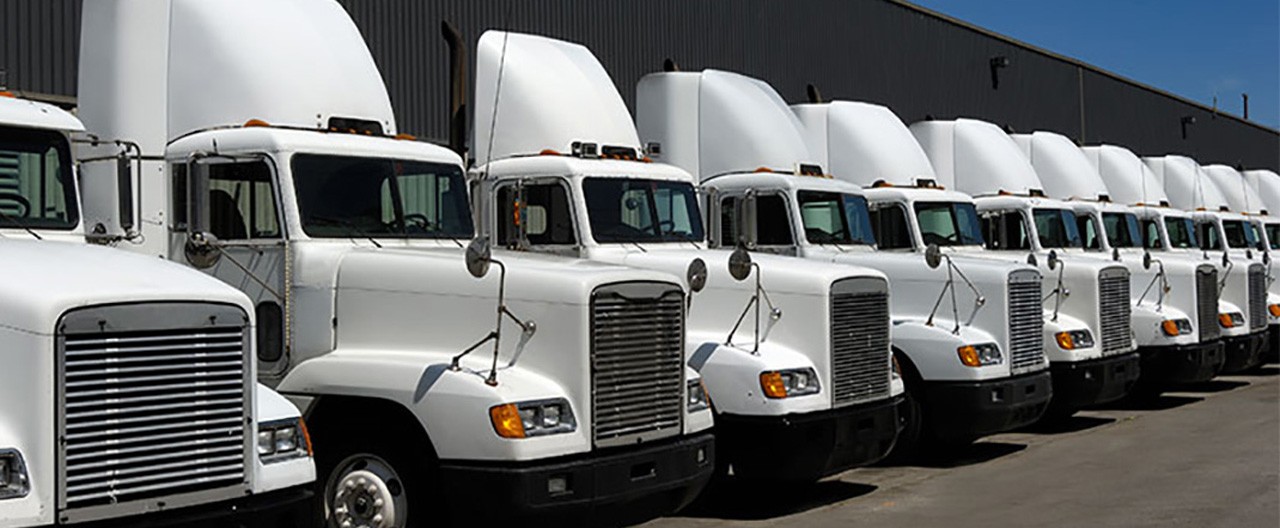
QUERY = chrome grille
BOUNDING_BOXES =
[57,303,250,523]
[830,278,891,406]
[591,282,685,448]
[1008,270,1045,373]
[1099,267,1132,354]
[1196,265,1220,341]
[1248,264,1266,331]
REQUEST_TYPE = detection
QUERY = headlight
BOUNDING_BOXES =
[1219,312,1244,328]
[957,343,1002,367]
[489,398,576,439]
[759,368,821,399]
[1160,319,1193,336]
[1055,330,1095,350]
[257,418,312,463]
[0,449,29,500]
[687,379,710,412]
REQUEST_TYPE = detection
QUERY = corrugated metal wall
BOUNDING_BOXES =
[2,0,1276,169]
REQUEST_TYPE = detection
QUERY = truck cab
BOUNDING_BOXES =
[1205,164,1279,361]
[1014,131,1223,387]
[1242,168,1280,359]
[1145,156,1266,372]
[0,93,314,526]
[75,2,714,525]
[636,76,1049,452]
[469,31,902,482]
[911,119,1141,413]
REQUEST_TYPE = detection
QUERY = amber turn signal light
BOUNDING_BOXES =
[489,404,526,439]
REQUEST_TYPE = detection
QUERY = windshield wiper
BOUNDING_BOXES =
[0,209,43,240]
[309,215,382,248]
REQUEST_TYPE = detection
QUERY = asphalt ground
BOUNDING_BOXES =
[642,365,1280,528]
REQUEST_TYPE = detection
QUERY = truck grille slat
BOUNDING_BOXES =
[830,278,891,407]
[591,283,686,448]
[1249,264,1266,331]
[58,304,250,518]
[1008,270,1045,373]
[1099,268,1132,355]
[1197,266,1221,341]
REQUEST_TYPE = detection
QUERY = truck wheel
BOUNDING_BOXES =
[319,434,436,528]
[885,353,925,462]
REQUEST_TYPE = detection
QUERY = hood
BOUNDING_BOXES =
[792,101,938,188]
[472,31,640,164]
[0,240,251,334]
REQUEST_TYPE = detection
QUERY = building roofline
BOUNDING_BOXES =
[891,0,1280,135]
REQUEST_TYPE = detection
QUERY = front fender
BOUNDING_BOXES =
[890,320,1006,382]
[687,332,829,416]
[0,421,47,527]
[1131,304,1197,349]
[278,350,590,462]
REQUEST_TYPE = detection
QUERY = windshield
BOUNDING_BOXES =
[915,201,985,246]
[1164,216,1198,249]
[583,178,705,243]
[0,126,78,230]
[1102,212,1142,248]
[1033,208,1083,248]
[1222,219,1256,249]
[292,154,473,239]
[1267,223,1280,250]
[797,191,875,245]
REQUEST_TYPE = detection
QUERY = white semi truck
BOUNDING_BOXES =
[468,32,903,482]
[0,94,315,526]
[1014,131,1225,386]
[910,119,1140,412]
[634,74,1050,453]
[1143,156,1266,372]
[1203,164,1278,363]
[75,1,715,525]
[1242,169,1280,359]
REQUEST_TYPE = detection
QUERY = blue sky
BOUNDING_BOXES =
[909,0,1280,129]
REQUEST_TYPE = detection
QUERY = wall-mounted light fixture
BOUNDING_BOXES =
[1180,115,1196,140]
[989,56,1010,90]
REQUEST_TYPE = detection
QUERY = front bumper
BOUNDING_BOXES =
[1137,340,1225,384]
[65,487,315,528]
[1049,351,1141,411]
[437,433,714,522]
[1221,331,1265,373]
[717,395,901,481]
[918,370,1053,440]
[1266,324,1279,363]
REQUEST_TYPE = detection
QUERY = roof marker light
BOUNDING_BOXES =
[243,119,271,127]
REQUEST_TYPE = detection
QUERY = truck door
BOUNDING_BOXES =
[173,158,291,379]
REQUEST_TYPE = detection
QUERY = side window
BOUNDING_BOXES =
[756,194,793,246]
[171,164,188,229]
[207,161,280,240]
[981,211,1029,250]
[1078,215,1100,250]
[870,204,912,250]
[496,183,576,246]
[1142,219,1162,249]
[1196,221,1220,250]
[720,197,738,246]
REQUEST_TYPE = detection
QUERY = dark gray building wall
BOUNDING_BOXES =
[2,0,1276,170]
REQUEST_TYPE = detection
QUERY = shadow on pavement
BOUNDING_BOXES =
[1103,394,1204,411]
[894,441,1028,469]
[678,478,876,520]
[1176,379,1250,393]
[1247,365,1278,376]
[1018,414,1116,435]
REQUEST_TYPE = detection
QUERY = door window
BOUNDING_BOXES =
[207,161,280,240]
[496,182,577,246]
[980,211,1030,250]
[870,204,913,249]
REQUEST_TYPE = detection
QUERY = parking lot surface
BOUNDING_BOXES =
[644,366,1279,528]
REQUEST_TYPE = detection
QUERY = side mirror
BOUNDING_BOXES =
[728,246,753,281]
[924,244,943,269]
[1047,250,1059,271]
[183,231,221,269]
[465,237,493,278]
[1112,248,1120,261]
[1026,253,1038,267]
[686,258,708,293]
[1265,252,1272,266]
[116,155,134,232]
[735,191,758,250]
[1222,251,1230,267]
[187,160,210,236]
[1143,252,1153,270]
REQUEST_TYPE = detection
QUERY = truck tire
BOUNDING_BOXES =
[885,352,925,462]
